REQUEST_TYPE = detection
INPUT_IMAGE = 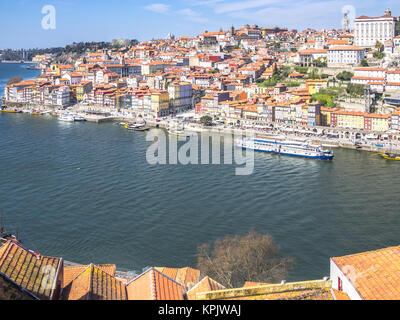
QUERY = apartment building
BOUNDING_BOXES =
[168,82,193,115]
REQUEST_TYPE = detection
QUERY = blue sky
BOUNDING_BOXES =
[1,0,400,49]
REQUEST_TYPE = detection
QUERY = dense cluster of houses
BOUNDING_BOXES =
[3,12,400,132]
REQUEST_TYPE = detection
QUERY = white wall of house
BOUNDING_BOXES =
[330,259,363,300]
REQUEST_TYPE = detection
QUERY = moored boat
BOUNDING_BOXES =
[168,128,193,137]
[59,114,75,122]
[236,138,334,161]
[73,115,86,122]
[377,152,400,161]
[126,123,150,131]
[1,106,21,113]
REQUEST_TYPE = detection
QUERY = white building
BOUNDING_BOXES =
[354,9,398,47]
[328,46,365,67]
[330,245,400,300]
[51,86,70,107]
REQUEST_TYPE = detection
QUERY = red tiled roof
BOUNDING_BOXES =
[155,267,201,290]
[62,264,116,288]
[62,264,126,300]
[126,268,184,300]
[0,241,62,300]
[332,246,400,300]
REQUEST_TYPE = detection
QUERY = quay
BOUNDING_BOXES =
[2,103,400,155]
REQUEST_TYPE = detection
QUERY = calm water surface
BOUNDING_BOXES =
[1,64,399,281]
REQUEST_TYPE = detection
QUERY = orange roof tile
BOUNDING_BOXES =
[62,264,116,288]
[62,264,126,300]
[331,289,351,300]
[0,241,62,300]
[155,267,201,290]
[332,246,400,300]
[126,268,184,300]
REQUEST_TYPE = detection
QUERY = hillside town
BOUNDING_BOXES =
[2,9,400,144]
[2,8,400,302]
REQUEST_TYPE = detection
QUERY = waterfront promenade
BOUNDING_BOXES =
[2,102,400,155]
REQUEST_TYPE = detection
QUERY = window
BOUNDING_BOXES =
[338,277,343,291]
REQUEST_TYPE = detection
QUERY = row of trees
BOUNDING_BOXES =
[0,39,139,62]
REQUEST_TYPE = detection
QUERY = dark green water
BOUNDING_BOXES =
[1,113,400,281]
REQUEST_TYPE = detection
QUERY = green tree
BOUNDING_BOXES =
[375,41,384,51]
[258,78,278,88]
[272,64,279,77]
[346,83,364,96]
[314,57,327,68]
[336,71,354,82]
[295,66,309,74]
[311,93,336,107]
[373,51,383,59]
[200,115,213,126]
[361,59,369,67]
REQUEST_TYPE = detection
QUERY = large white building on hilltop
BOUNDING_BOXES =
[354,9,398,47]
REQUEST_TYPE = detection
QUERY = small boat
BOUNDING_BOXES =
[134,126,150,132]
[377,153,400,161]
[168,129,187,137]
[59,114,75,122]
[22,109,31,113]
[73,115,86,122]
[126,123,149,131]
[31,110,43,115]
[1,107,21,113]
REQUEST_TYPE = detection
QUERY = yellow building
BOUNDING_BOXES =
[306,79,328,95]
[76,81,93,102]
[336,111,365,129]
[151,91,169,117]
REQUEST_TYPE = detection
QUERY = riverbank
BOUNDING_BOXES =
[0,60,35,64]
[2,102,400,155]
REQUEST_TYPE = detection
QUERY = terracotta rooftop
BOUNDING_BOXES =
[331,245,400,300]
[62,264,116,288]
[0,241,62,300]
[155,267,201,290]
[126,268,184,300]
[62,264,126,300]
